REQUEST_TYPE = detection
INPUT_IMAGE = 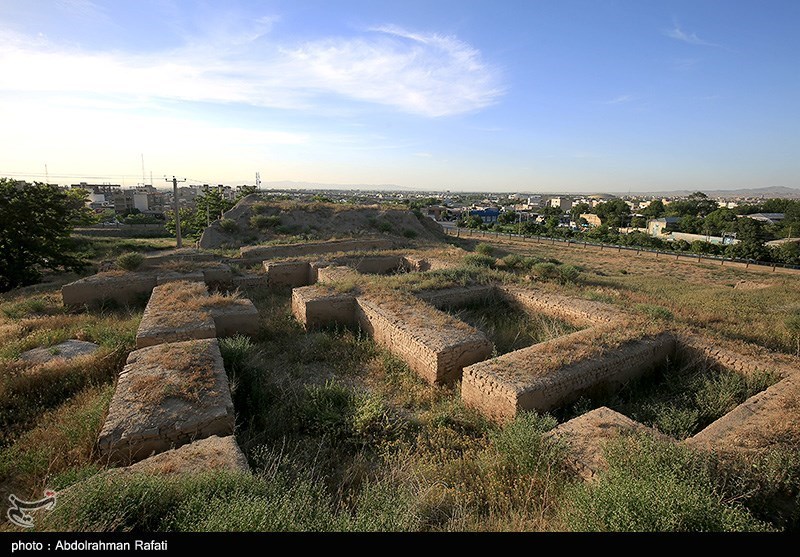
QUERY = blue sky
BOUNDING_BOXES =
[0,0,798,192]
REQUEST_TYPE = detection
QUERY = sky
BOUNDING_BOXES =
[0,0,798,193]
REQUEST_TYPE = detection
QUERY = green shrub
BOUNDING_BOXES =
[115,252,144,271]
[558,264,581,284]
[402,229,418,239]
[375,220,392,233]
[219,218,239,233]
[475,242,494,256]
[530,262,558,280]
[250,215,282,230]
[463,254,496,268]
[500,254,523,269]
[561,435,772,531]
[219,335,255,375]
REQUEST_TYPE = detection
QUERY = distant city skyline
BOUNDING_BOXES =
[1,1,799,192]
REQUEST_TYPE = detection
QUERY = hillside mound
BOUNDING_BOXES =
[199,195,444,249]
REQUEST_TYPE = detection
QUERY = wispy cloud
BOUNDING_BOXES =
[603,94,636,105]
[0,20,504,118]
[663,21,721,47]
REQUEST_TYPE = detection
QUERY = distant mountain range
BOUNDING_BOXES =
[615,186,800,199]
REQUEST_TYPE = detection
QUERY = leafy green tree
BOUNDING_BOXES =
[0,179,90,292]
[570,202,591,222]
[498,210,518,225]
[725,218,769,261]
[641,200,666,218]
[666,192,718,218]
[595,200,630,227]
[703,208,737,235]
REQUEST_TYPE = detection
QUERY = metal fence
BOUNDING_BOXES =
[443,226,800,272]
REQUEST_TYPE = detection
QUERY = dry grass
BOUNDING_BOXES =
[0,384,113,498]
[129,342,218,405]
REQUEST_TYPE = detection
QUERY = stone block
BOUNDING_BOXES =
[210,299,260,337]
[263,261,313,287]
[685,375,800,454]
[547,407,668,481]
[463,330,676,422]
[124,435,249,475]
[135,282,216,349]
[62,272,157,308]
[291,285,357,329]
[97,338,235,465]
[18,340,100,365]
[355,295,492,385]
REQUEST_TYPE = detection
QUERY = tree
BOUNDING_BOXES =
[595,199,630,228]
[570,202,591,223]
[0,179,90,292]
[641,200,666,218]
[703,208,737,236]
[165,188,237,240]
[498,210,518,225]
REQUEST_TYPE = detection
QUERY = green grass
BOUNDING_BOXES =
[557,355,780,439]
[444,296,580,355]
[115,252,145,271]
[560,434,772,531]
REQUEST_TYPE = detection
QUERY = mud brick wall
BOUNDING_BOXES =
[263,261,313,287]
[135,282,216,348]
[498,286,620,326]
[62,273,158,307]
[463,331,676,421]
[415,285,497,310]
[355,296,492,385]
[240,238,395,263]
[97,338,235,465]
[210,299,260,337]
[332,255,409,275]
[547,407,669,481]
[677,335,795,378]
[316,265,360,284]
[685,374,800,454]
[291,285,357,329]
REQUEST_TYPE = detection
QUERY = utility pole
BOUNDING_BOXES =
[166,175,187,248]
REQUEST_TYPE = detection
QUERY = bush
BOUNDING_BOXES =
[475,243,494,256]
[463,254,496,268]
[500,254,524,269]
[530,262,559,280]
[558,265,580,284]
[250,215,281,230]
[402,229,418,239]
[561,435,772,531]
[219,218,239,233]
[116,252,145,271]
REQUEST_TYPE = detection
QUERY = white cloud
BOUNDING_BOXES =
[664,23,720,47]
[0,22,503,117]
[604,94,636,105]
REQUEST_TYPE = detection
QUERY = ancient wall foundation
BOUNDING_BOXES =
[240,238,395,263]
[97,338,235,465]
[263,261,314,287]
[498,286,621,326]
[415,285,497,310]
[62,273,157,308]
[291,285,358,329]
[547,407,668,481]
[355,295,492,385]
[685,374,800,454]
[462,330,676,422]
